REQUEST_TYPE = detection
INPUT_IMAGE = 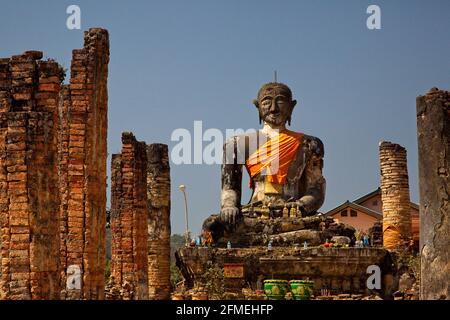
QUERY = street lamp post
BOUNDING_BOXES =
[178,184,190,246]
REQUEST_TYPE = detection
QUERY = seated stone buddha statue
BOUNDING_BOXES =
[202,82,326,243]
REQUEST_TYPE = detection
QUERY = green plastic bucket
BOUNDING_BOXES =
[289,280,314,300]
[263,280,289,300]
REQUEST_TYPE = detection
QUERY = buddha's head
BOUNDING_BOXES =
[253,82,297,127]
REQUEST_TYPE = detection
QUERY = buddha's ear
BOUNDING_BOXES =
[253,99,259,109]
[287,100,297,126]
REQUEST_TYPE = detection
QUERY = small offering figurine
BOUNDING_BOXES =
[289,206,297,218]
[282,205,289,218]
[356,240,364,248]
[363,235,370,247]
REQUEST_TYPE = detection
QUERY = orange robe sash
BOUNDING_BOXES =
[245,130,303,188]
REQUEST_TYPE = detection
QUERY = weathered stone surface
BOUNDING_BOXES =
[269,230,322,246]
[176,246,396,299]
[147,143,171,300]
[58,28,109,300]
[379,141,412,251]
[331,236,351,245]
[399,273,415,292]
[368,221,383,247]
[110,132,148,300]
[0,51,61,300]
[416,88,450,300]
[211,215,355,247]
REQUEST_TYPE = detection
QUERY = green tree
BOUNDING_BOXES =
[203,262,225,300]
[170,234,185,263]
[170,234,186,290]
[170,264,183,288]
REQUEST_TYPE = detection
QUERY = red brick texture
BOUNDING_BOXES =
[58,28,109,300]
[0,51,61,300]
[379,141,412,251]
[147,144,171,300]
[110,132,149,300]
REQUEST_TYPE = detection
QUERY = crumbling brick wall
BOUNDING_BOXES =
[110,132,149,300]
[0,28,109,300]
[57,85,70,297]
[58,28,109,299]
[379,141,412,251]
[147,144,171,300]
[0,51,61,299]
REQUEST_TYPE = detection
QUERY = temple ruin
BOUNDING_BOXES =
[110,133,149,300]
[417,88,450,300]
[147,144,171,300]
[0,27,447,301]
[379,141,412,251]
[0,51,61,300]
[176,83,399,300]
[58,28,109,300]
[0,28,173,300]
[0,28,110,300]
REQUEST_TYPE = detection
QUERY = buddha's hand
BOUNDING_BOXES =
[220,206,239,225]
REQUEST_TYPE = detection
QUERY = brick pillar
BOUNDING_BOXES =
[110,154,122,292]
[57,86,70,298]
[0,51,61,299]
[147,144,171,300]
[417,88,450,300]
[110,133,149,300]
[59,28,109,299]
[379,141,412,251]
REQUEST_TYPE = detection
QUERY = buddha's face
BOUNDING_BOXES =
[256,84,296,127]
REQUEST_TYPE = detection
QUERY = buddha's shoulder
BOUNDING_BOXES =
[300,133,324,157]
[223,131,324,156]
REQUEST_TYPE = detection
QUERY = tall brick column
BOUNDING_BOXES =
[110,153,122,290]
[147,144,171,299]
[110,133,149,300]
[0,51,61,299]
[58,28,109,299]
[417,88,450,300]
[379,141,412,251]
[57,85,70,297]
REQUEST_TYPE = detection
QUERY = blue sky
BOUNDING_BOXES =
[1,0,449,235]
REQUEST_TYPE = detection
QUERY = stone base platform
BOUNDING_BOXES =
[176,246,397,299]
[204,215,356,247]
